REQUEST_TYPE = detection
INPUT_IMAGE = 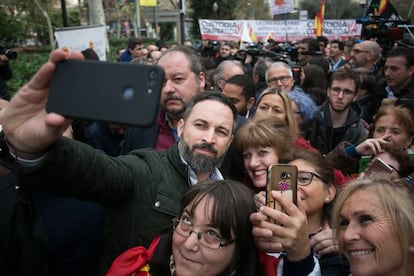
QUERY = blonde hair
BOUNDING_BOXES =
[332,175,414,264]
[256,87,298,138]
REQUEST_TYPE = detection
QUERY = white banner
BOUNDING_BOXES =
[268,0,294,15]
[54,25,107,61]
[198,19,362,42]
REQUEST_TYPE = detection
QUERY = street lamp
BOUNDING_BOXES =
[247,2,255,19]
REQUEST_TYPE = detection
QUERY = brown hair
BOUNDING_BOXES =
[234,115,294,165]
[290,149,336,221]
[370,104,414,147]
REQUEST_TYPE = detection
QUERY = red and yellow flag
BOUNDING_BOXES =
[313,0,326,36]
[376,0,389,15]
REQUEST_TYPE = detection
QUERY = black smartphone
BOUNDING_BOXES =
[266,164,298,223]
[46,59,164,127]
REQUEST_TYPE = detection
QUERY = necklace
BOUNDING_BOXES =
[169,254,176,275]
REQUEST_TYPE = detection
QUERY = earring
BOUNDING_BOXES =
[409,245,414,253]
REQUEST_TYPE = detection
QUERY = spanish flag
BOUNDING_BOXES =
[313,0,325,36]
[366,0,399,18]
[377,0,389,15]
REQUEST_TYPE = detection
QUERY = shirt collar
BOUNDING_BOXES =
[179,154,224,186]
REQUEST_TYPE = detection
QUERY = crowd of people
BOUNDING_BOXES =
[0,34,413,276]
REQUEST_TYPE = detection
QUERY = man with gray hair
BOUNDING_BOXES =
[252,58,272,100]
[212,60,245,91]
[265,61,295,91]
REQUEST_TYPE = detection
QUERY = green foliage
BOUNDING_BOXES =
[0,12,25,45]
[35,9,81,45]
[7,50,49,97]
[299,0,364,19]
[6,38,161,95]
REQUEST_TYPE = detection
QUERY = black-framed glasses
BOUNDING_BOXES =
[172,218,234,250]
[297,171,327,186]
[329,87,355,96]
[268,76,292,84]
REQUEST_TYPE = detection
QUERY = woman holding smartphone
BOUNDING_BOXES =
[235,118,349,275]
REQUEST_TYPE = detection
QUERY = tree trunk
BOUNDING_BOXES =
[89,0,106,25]
[33,0,54,48]
[88,0,110,55]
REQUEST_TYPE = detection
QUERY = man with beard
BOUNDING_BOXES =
[121,46,205,154]
[306,68,368,154]
[121,46,244,180]
[0,48,237,273]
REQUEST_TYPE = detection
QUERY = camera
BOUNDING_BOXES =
[0,45,17,60]
[199,40,220,58]
[280,171,291,179]
[356,16,411,55]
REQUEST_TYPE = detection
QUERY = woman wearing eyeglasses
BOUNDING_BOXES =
[250,148,350,275]
[106,179,263,276]
[106,179,318,276]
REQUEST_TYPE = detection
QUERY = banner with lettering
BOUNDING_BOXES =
[198,19,362,42]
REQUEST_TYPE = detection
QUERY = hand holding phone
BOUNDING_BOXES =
[364,157,394,177]
[266,164,298,223]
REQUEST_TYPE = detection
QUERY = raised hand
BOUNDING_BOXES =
[251,191,310,261]
[0,49,83,156]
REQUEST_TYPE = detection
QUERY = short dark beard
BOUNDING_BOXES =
[178,137,225,173]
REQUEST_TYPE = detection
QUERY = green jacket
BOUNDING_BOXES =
[10,137,191,274]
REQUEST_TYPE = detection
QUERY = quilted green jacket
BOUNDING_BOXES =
[10,137,190,274]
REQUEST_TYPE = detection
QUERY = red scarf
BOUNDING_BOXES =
[106,236,161,276]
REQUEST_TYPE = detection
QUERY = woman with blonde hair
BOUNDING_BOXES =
[332,175,414,275]
[254,87,298,139]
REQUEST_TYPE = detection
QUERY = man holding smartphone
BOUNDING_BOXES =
[0,49,237,273]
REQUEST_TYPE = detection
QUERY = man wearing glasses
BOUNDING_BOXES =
[307,68,368,154]
[265,61,295,91]
[349,40,381,71]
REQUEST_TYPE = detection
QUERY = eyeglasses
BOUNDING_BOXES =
[351,49,369,54]
[268,76,292,84]
[172,217,234,250]
[297,171,327,186]
[329,87,355,96]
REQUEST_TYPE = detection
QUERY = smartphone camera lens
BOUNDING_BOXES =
[122,87,135,101]
[280,172,291,179]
